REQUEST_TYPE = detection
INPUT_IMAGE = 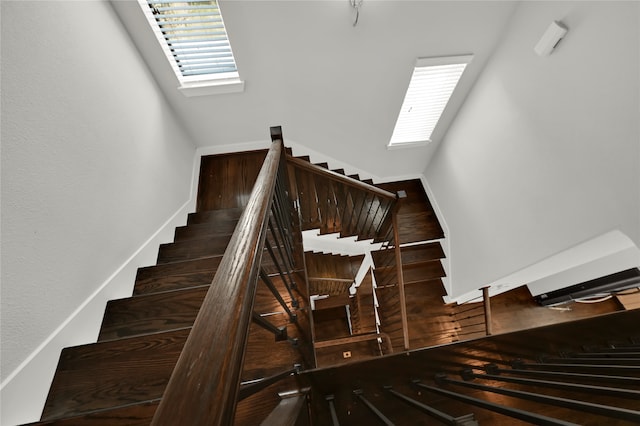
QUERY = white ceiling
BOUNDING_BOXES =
[111,0,519,179]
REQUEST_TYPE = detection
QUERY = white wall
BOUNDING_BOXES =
[425,1,640,298]
[0,1,196,424]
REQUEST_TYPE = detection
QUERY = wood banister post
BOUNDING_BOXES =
[392,190,409,351]
[270,125,283,142]
[482,286,493,336]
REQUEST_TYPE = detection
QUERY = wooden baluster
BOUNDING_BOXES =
[339,186,357,238]
[295,167,316,229]
[314,173,330,232]
[356,193,375,238]
[347,189,366,237]
[362,197,382,240]
[358,194,380,240]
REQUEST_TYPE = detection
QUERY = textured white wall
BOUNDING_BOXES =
[1,1,196,423]
[425,1,640,298]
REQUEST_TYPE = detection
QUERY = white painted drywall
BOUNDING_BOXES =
[425,1,640,298]
[1,1,196,424]
[445,230,640,304]
[111,0,519,180]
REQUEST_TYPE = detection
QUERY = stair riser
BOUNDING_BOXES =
[136,257,222,282]
[27,401,158,425]
[186,207,243,225]
[173,220,238,242]
[134,271,216,296]
[157,235,232,264]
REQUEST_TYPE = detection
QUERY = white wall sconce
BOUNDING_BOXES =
[534,21,568,56]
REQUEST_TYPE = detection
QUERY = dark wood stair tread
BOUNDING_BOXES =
[30,400,158,425]
[156,234,232,264]
[41,328,190,421]
[134,256,222,295]
[99,286,209,341]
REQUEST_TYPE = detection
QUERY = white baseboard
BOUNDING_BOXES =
[0,200,192,426]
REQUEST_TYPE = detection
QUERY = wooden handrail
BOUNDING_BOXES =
[286,155,397,201]
[151,139,283,426]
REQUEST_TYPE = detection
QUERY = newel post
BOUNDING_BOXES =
[482,286,493,336]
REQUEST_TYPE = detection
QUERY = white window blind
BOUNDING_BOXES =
[389,55,472,147]
[140,0,239,83]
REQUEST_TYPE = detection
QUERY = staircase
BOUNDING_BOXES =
[34,201,311,425]
[27,127,638,425]
[302,310,640,425]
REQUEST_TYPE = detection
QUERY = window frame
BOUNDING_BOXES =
[388,54,473,149]
[138,0,244,96]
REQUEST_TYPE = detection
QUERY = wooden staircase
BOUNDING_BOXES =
[32,131,318,425]
[28,127,633,425]
[33,202,311,425]
[302,310,640,425]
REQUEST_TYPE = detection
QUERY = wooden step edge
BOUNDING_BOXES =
[75,325,194,348]
[155,252,228,266]
[29,398,161,425]
[133,270,218,297]
[136,255,224,277]
[112,283,212,304]
[187,207,244,225]
[98,322,198,343]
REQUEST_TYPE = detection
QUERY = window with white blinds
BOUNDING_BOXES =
[389,55,472,147]
[139,0,240,88]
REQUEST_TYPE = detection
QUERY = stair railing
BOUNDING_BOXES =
[286,154,398,242]
[151,130,290,425]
